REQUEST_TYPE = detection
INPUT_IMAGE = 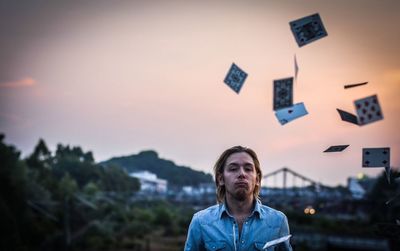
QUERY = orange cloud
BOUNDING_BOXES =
[0,77,36,88]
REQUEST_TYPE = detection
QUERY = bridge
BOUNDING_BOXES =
[262,167,325,190]
[259,167,340,203]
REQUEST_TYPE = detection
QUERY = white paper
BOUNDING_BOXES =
[263,234,292,249]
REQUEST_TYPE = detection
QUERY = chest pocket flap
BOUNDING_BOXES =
[204,241,226,251]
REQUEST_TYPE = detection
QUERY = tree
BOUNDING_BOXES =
[100,165,140,194]
[0,134,28,250]
[52,144,100,188]
[26,139,56,192]
[367,170,400,250]
[83,181,100,196]
[367,170,400,223]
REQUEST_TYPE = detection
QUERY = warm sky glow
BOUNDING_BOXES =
[0,77,36,88]
[1,0,399,186]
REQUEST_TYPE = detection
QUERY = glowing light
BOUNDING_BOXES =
[304,206,316,215]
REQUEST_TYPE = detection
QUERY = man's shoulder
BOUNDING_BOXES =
[258,203,287,220]
[192,204,221,223]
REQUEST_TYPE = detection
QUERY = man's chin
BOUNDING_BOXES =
[234,189,248,201]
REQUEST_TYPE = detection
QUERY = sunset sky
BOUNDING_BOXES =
[1,0,399,186]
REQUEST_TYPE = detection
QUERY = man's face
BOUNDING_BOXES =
[218,151,259,201]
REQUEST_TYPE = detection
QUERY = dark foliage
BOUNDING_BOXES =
[0,134,195,250]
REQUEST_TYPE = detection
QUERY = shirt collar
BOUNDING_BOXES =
[252,199,263,219]
[218,198,262,219]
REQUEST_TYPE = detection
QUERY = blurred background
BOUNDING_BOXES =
[1,0,399,250]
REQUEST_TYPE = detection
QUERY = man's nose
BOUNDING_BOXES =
[237,167,246,177]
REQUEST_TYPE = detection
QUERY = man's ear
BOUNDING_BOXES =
[256,174,261,187]
[217,174,224,186]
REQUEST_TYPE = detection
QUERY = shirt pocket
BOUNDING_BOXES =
[254,242,264,250]
[204,241,226,251]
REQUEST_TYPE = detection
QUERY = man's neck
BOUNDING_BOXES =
[225,195,255,217]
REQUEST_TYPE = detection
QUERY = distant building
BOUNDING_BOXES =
[129,171,167,193]
[198,183,215,194]
[182,186,194,195]
[347,177,366,199]
[182,183,214,196]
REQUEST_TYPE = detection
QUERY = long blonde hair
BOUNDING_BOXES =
[213,146,262,203]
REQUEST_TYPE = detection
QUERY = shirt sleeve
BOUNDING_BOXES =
[184,213,204,251]
[277,214,293,251]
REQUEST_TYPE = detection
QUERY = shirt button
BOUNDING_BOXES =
[242,240,245,244]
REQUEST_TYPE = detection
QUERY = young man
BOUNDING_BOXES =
[184,146,292,250]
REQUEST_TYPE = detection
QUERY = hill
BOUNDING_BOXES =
[100,150,213,188]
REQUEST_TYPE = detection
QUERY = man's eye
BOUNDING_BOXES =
[245,166,254,171]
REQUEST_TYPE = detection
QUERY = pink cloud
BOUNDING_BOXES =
[0,77,36,88]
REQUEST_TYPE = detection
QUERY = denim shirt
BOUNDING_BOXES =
[184,200,292,251]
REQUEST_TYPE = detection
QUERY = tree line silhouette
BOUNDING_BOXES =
[0,134,193,250]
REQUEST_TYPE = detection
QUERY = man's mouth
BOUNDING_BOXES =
[235,182,248,187]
